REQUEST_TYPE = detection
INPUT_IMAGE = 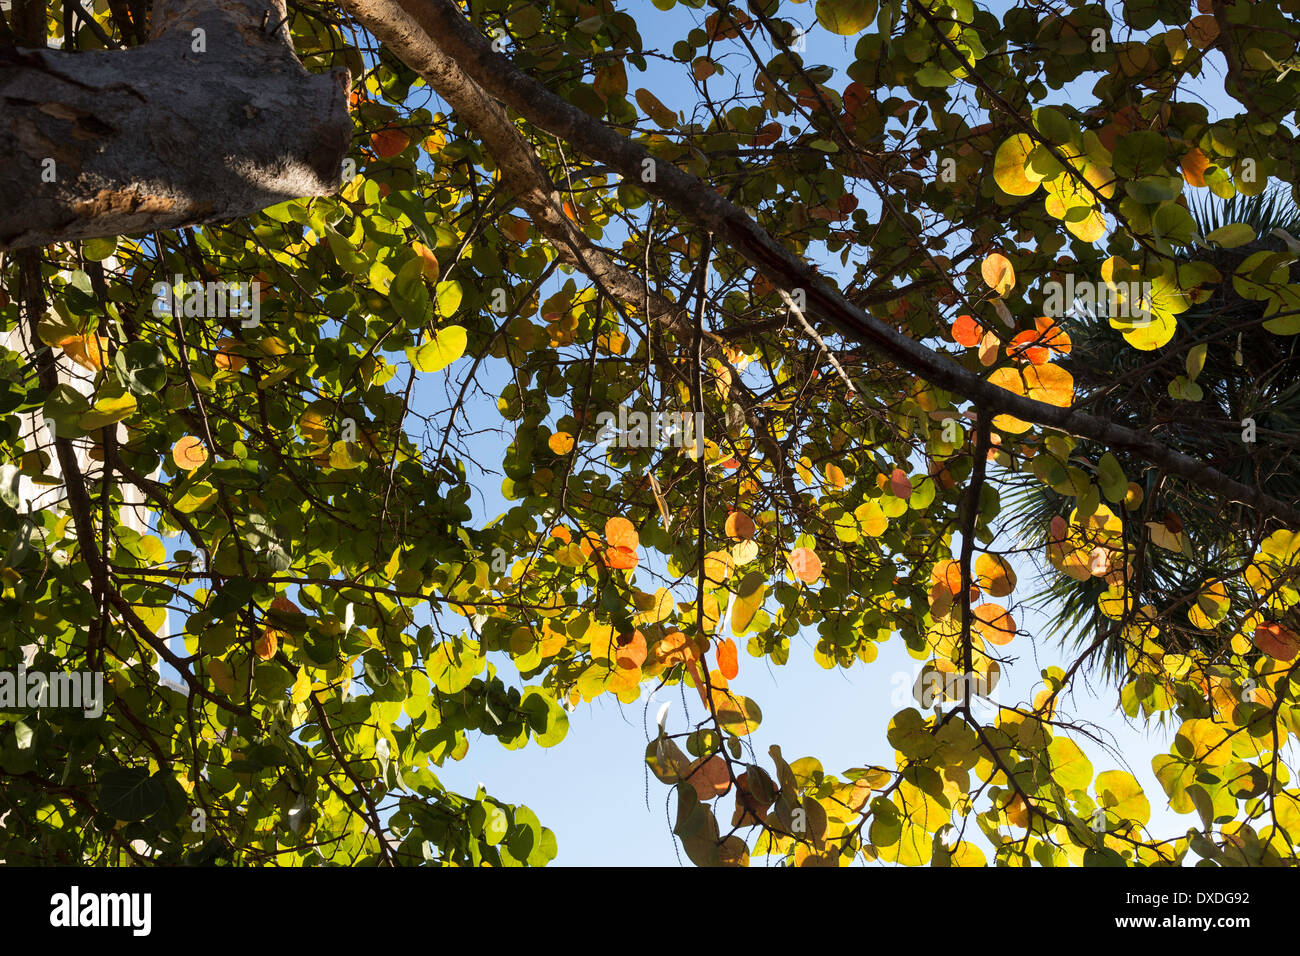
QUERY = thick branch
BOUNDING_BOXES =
[361,0,1300,529]
[338,0,701,344]
[0,0,351,249]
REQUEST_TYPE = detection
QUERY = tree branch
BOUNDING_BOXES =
[360,0,1300,529]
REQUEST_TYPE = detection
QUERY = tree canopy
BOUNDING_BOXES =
[3,0,1300,867]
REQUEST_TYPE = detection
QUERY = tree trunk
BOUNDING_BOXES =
[0,0,351,250]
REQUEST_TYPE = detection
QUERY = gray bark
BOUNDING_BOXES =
[0,0,351,249]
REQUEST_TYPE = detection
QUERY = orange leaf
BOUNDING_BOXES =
[370,126,410,159]
[655,628,701,666]
[1035,315,1071,355]
[615,629,647,669]
[717,638,739,680]
[974,603,1017,645]
[1180,147,1211,188]
[725,510,756,540]
[500,215,530,244]
[215,337,246,372]
[172,436,208,472]
[254,628,279,661]
[685,755,732,801]
[788,547,822,584]
[59,334,110,372]
[606,545,639,570]
[1007,330,1049,365]
[605,516,639,550]
[754,122,782,148]
[952,314,984,347]
[1049,515,1068,543]
[931,559,964,595]
[412,241,441,281]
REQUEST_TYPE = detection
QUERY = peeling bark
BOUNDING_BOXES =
[0,0,351,249]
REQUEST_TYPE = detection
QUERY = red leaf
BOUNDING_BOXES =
[889,468,912,499]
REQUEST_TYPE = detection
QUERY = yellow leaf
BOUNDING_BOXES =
[291,667,312,704]
[975,553,1017,597]
[1023,362,1074,407]
[1145,521,1185,553]
[981,253,1016,296]
[172,436,208,471]
[987,367,1031,433]
[993,134,1040,196]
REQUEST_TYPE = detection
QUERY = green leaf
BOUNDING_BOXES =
[0,464,20,510]
[325,225,369,275]
[1112,131,1167,177]
[79,385,137,430]
[434,280,464,316]
[914,65,952,87]
[82,237,117,261]
[407,325,467,373]
[521,688,569,747]
[1031,107,1074,145]
[1096,452,1127,503]
[816,0,877,35]
[388,257,430,322]
[426,639,483,694]
[99,767,170,822]
[1206,222,1256,248]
